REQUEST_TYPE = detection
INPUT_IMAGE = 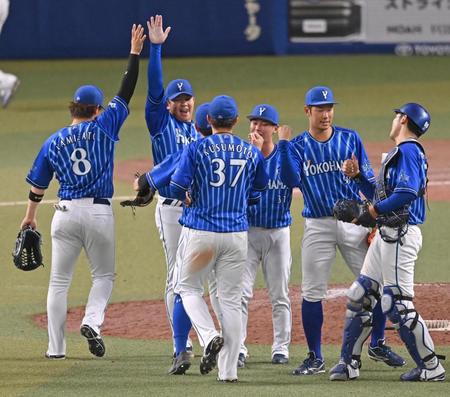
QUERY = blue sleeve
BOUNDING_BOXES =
[96,96,129,141]
[26,139,54,189]
[252,150,269,191]
[355,176,376,201]
[351,132,376,200]
[145,43,168,136]
[146,151,181,191]
[170,143,196,200]
[354,133,376,183]
[278,140,301,187]
[393,144,422,196]
[248,189,261,206]
[374,191,416,214]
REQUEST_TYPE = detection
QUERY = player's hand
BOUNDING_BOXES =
[20,217,37,230]
[342,153,360,178]
[132,172,141,191]
[147,15,171,44]
[277,124,293,141]
[130,24,146,55]
[248,132,264,151]
[184,191,193,207]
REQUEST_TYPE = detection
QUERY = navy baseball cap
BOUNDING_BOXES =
[394,103,431,135]
[208,95,238,120]
[195,103,211,130]
[247,104,279,125]
[305,86,337,106]
[73,85,104,107]
[165,79,194,100]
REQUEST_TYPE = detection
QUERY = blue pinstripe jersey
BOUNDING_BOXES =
[379,141,427,225]
[248,145,292,228]
[26,96,129,199]
[146,150,181,191]
[145,100,201,199]
[283,126,375,218]
[171,133,268,232]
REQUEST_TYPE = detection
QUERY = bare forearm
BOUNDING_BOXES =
[21,187,45,229]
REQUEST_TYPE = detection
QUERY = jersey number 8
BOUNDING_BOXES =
[70,148,92,176]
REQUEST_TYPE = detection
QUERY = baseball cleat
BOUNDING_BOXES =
[45,353,66,360]
[368,339,406,367]
[185,345,195,359]
[80,324,105,357]
[400,364,446,382]
[0,74,20,108]
[168,351,192,375]
[237,353,246,368]
[292,352,325,375]
[200,336,224,375]
[217,377,238,383]
[272,354,289,364]
[329,359,360,381]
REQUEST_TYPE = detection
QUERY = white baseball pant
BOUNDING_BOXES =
[47,198,115,356]
[301,217,369,301]
[240,226,292,358]
[174,227,247,381]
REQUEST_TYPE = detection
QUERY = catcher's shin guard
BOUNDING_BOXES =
[381,286,444,369]
[341,275,380,363]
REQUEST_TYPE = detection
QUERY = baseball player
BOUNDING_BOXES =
[145,15,201,354]
[239,104,293,368]
[20,24,146,359]
[329,103,446,382]
[0,0,20,107]
[278,86,405,375]
[171,95,268,382]
[129,103,221,374]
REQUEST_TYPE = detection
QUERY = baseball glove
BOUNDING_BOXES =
[120,173,155,208]
[333,199,376,228]
[12,227,44,271]
[377,207,409,229]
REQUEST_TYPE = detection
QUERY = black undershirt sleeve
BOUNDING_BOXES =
[117,54,139,104]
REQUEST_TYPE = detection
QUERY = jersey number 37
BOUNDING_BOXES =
[210,158,246,188]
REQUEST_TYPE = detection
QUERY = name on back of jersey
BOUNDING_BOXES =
[203,142,255,159]
[55,130,95,151]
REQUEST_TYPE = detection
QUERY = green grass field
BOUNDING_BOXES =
[1,55,449,396]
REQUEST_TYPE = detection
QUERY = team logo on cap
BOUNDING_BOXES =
[177,82,183,91]
[259,107,266,115]
[423,121,429,130]
[322,90,328,99]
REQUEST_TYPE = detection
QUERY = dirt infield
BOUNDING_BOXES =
[33,284,450,345]
[115,139,450,202]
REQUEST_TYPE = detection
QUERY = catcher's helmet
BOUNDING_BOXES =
[394,103,431,135]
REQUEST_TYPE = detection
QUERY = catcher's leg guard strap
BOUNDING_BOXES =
[341,275,380,363]
[382,285,438,369]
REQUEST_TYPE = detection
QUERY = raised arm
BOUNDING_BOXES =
[147,15,171,100]
[145,15,172,133]
[116,24,146,104]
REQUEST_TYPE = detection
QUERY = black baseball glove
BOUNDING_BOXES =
[12,227,44,271]
[333,199,376,228]
[377,207,409,229]
[120,173,155,208]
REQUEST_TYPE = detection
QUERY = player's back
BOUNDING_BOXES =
[381,141,427,225]
[179,133,267,232]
